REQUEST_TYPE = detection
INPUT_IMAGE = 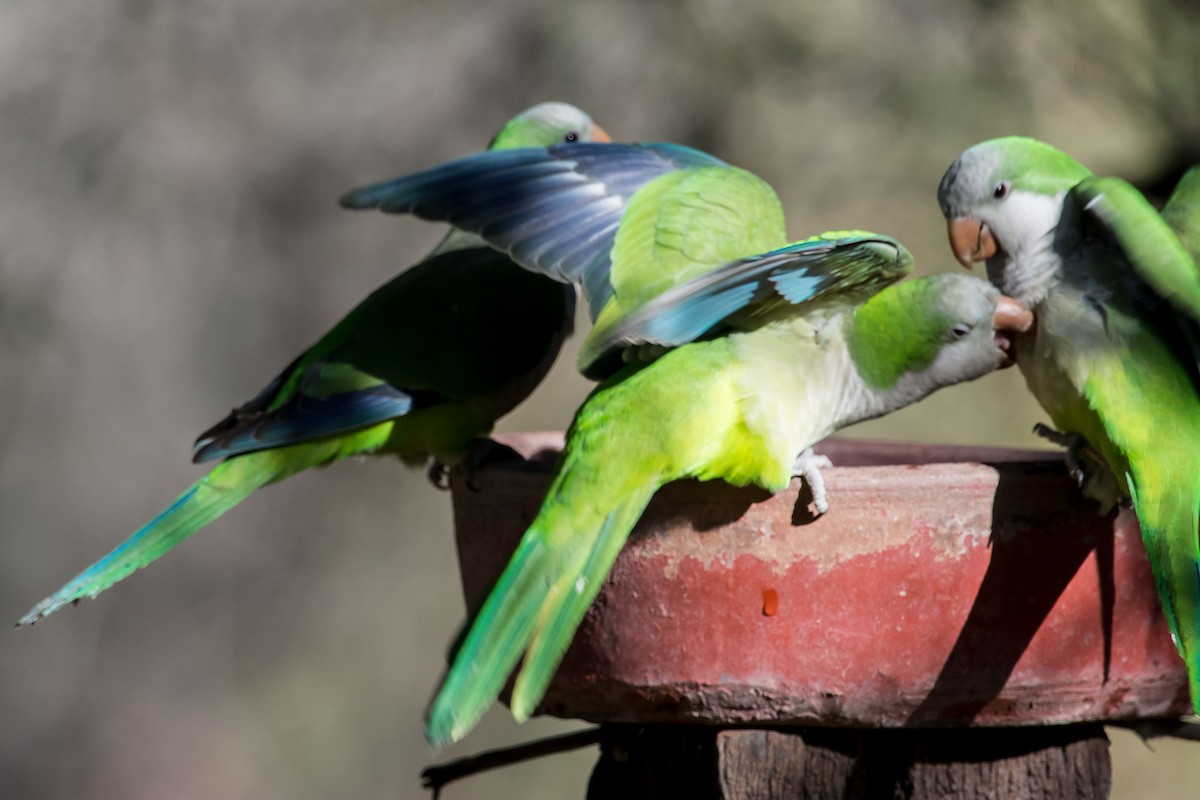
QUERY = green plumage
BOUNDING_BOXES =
[426,156,1018,745]
[19,102,602,625]
[1162,167,1200,270]
[939,138,1200,711]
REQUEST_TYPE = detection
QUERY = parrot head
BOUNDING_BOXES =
[936,137,1091,304]
[909,273,1032,378]
[489,101,611,150]
[850,273,1032,402]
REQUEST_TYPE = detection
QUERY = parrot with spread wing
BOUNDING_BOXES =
[426,259,1030,745]
[19,102,609,625]
[938,136,1200,712]
[349,141,1033,744]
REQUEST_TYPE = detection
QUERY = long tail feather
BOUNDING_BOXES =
[426,532,561,747]
[18,445,330,625]
[510,497,649,720]
[425,470,656,747]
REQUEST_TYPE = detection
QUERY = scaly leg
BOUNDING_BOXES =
[791,448,834,516]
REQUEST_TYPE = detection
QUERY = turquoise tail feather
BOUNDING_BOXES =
[18,447,323,625]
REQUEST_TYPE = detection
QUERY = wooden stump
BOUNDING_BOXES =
[587,725,1111,800]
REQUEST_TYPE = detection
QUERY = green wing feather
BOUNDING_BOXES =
[1161,167,1200,261]
[606,166,788,309]
[582,167,786,361]
[1072,176,1200,323]
[580,165,908,376]
[1073,174,1200,714]
[579,232,911,377]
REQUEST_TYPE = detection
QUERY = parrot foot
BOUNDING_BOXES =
[1032,423,1121,513]
[1031,422,1074,449]
[791,448,833,516]
[427,461,452,491]
[426,439,525,491]
[458,438,526,492]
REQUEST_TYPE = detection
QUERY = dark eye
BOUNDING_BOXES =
[563,131,579,142]
[993,181,1010,200]
[948,323,972,340]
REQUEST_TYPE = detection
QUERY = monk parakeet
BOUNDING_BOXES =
[18,102,609,625]
[938,136,1200,712]
[426,261,1030,745]
[353,142,1034,744]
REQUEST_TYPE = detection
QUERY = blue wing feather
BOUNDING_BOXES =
[339,143,726,319]
[578,235,910,378]
[193,385,418,463]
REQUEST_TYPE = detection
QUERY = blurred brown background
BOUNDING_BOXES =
[2,1,1199,797]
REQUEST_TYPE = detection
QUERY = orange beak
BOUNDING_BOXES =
[992,294,1033,367]
[590,124,613,143]
[947,216,997,268]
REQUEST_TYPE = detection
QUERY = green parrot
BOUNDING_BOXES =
[937,137,1200,712]
[427,262,1030,745]
[18,102,609,626]
[354,143,1034,745]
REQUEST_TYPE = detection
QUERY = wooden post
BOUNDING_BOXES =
[448,435,1190,798]
[587,725,1111,799]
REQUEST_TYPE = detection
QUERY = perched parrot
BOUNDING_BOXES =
[426,260,1031,745]
[937,136,1200,712]
[18,102,609,626]
[343,141,1033,744]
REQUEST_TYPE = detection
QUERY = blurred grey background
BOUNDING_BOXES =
[2,0,1199,797]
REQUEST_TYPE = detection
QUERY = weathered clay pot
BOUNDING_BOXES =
[449,435,1189,727]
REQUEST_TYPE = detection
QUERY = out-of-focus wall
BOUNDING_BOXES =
[2,1,1198,797]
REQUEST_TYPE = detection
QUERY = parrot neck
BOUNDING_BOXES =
[983,191,1070,308]
[837,287,978,427]
[832,360,943,428]
[985,245,1060,308]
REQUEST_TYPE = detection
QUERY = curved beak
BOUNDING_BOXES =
[992,294,1033,367]
[947,216,997,269]
[590,124,613,143]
